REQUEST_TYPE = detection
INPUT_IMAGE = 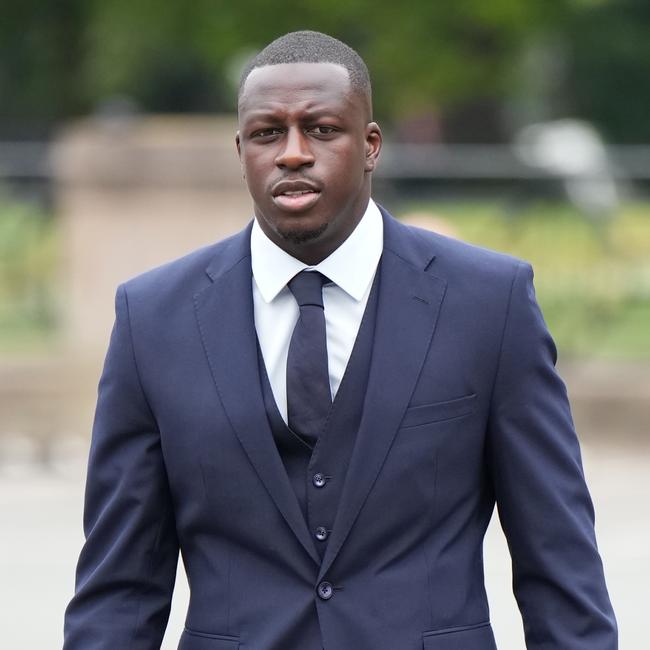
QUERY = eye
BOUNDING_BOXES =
[307,125,338,136]
[252,127,284,139]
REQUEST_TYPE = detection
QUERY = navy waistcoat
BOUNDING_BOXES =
[257,270,380,558]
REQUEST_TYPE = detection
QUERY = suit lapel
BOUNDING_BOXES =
[318,212,447,580]
[194,226,320,566]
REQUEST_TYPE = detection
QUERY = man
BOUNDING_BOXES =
[64,31,617,649]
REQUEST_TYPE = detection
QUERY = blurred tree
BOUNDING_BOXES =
[82,0,228,113]
[2,0,649,143]
[78,0,571,140]
[0,0,89,135]
[566,0,650,143]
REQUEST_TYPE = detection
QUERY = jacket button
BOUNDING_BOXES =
[312,473,327,488]
[315,526,328,541]
[317,581,333,600]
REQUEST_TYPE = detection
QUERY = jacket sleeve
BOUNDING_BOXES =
[63,284,179,650]
[487,262,617,649]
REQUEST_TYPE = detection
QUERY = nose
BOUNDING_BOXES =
[275,128,314,169]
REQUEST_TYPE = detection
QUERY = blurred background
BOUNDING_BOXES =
[1,1,648,647]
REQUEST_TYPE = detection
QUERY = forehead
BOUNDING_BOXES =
[239,62,356,117]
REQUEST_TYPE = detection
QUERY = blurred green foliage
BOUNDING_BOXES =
[2,0,649,142]
[401,201,650,359]
[0,196,58,351]
[1,194,647,359]
[568,0,650,142]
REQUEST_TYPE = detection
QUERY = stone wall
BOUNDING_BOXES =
[52,115,251,351]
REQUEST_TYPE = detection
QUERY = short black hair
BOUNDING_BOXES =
[239,30,371,100]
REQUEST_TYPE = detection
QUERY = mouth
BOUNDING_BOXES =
[272,180,322,212]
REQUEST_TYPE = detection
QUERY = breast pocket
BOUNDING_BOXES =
[179,628,240,650]
[401,393,477,429]
[422,621,496,649]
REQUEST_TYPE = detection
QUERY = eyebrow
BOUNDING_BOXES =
[242,107,346,122]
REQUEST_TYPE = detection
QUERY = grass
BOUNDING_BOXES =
[0,195,59,355]
[396,200,650,360]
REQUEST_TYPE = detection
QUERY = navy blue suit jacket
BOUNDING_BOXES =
[64,209,617,649]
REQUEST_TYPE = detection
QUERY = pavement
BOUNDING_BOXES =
[1,438,647,649]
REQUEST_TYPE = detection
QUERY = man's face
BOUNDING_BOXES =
[237,62,382,264]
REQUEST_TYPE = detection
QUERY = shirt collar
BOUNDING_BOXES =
[251,199,383,303]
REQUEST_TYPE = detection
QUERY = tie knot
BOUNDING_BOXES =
[288,271,328,308]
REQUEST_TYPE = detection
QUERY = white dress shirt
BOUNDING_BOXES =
[251,199,383,424]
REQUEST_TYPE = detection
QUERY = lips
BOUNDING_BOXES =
[272,180,321,212]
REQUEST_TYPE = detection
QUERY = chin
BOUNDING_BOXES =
[278,222,328,245]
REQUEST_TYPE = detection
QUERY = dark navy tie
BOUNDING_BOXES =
[286,271,332,447]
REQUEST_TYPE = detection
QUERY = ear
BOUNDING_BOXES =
[364,122,382,172]
[235,132,245,178]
